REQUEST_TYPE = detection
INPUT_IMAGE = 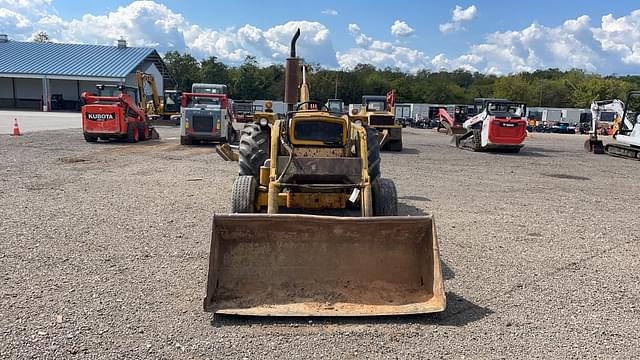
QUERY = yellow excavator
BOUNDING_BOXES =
[203,29,446,316]
[135,71,182,121]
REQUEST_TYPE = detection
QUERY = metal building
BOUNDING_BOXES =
[0,34,174,111]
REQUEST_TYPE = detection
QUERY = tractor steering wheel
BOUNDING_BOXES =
[296,101,329,112]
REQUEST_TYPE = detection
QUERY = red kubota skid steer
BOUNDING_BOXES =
[453,98,527,153]
[81,84,158,143]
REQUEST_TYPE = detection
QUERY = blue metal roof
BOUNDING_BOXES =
[0,41,156,78]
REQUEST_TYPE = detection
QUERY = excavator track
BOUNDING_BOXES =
[605,144,640,160]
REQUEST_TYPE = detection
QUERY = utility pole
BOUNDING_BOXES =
[334,72,338,99]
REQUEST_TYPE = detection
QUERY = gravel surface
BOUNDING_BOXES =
[1,126,639,359]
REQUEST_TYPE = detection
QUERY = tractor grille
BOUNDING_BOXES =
[192,114,214,132]
[369,115,396,126]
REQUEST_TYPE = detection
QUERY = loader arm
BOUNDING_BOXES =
[299,65,310,108]
[136,71,162,115]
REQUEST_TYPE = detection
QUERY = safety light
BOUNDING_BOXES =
[265,101,273,110]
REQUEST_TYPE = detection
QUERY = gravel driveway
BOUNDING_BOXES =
[1,127,638,359]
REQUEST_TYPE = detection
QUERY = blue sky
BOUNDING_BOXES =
[2,0,640,75]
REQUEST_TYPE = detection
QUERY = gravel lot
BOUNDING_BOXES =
[1,126,639,359]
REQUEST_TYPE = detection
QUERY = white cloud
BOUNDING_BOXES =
[2,1,640,74]
[0,0,338,66]
[440,4,478,33]
[0,8,30,29]
[438,22,455,33]
[592,10,640,65]
[390,20,415,37]
[321,9,338,16]
[0,0,55,36]
[0,0,54,16]
[338,23,430,72]
[452,5,477,22]
[435,16,601,75]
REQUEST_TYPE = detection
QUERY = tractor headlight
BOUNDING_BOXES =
[259,117,268,126]
[354,120,362,126]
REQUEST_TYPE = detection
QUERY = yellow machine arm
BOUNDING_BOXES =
[135,71,162,115]
[298,65,310,109]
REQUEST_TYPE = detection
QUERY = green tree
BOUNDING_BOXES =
[163,51,201,91]
[233,56,264,100]
[494,75,532,104]
[160,50,636,107]
[570,77,631,107]
[32,31,51,43]
[201,56,229,85]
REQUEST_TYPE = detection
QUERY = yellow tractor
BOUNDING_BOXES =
[351,92,403,151]
[204,29,445,316]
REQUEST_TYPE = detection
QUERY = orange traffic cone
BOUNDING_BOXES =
[12,118,21,136]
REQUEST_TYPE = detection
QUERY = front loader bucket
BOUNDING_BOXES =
[215,143,239,161]
[204,214,446,316]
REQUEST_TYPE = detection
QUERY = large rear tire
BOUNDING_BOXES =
[365,127,381,182]
[126,123,139,143]
[231,175,257,213]
[372,178,398,216]
[238,124,270,178]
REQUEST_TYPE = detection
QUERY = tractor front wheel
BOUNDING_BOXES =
[231,175,257,213]
[372,178,398,216]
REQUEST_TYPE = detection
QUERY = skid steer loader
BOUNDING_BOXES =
[204,29,446,316]
[453,98,527,152]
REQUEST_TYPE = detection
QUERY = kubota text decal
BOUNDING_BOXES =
[86,113,116,121]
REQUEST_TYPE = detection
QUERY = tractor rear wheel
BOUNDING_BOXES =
[238,124,270,179]
[126,123,139,143]
[231,175,257,213]
[365,127,381,182]
[372,178,398,216]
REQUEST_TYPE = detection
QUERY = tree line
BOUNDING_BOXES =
[163,51,640,108]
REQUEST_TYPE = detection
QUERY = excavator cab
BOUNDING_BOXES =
[162,90,181,114]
